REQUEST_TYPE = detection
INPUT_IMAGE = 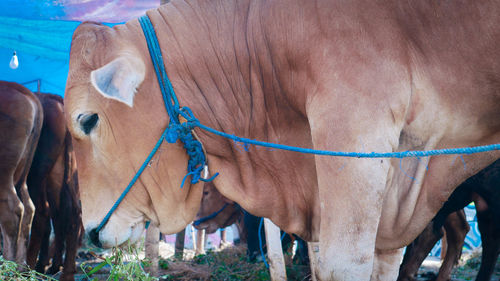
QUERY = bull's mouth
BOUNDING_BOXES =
[87,221,146,248]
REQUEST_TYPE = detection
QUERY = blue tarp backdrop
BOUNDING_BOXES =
[0,17,78,95]
[0,0,160,96]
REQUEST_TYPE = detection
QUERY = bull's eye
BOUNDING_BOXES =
[77,113,99,135]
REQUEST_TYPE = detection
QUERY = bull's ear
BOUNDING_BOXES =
[90,56,145,107]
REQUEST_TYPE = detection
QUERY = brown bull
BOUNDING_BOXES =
[26,93,82,281]
[65,1,500,280]
[0,81,42,264]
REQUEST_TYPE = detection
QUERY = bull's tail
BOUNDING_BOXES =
[62,130,83,245]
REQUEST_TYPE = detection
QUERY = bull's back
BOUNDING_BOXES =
[0,81,43,184]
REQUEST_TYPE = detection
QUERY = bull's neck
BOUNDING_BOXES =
[141,1,318,239]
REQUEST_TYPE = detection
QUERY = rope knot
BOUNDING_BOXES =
[165,111,219,188]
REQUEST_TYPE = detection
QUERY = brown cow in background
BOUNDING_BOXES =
[194,182,243,235]
[399,159,500,281]
[193,182,245,255]
[26,93,82,281]
[0,81,42,264]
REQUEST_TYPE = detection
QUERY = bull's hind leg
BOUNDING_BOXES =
[0,178,25,263]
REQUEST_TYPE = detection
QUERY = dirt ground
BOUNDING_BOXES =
[415,250,500,281]
[66,242,499,281]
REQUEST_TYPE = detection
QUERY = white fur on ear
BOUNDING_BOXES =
[90,56,145,107]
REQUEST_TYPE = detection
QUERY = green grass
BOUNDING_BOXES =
[0,256,56,281]
[80,244,159,281]
[1,243,310,280]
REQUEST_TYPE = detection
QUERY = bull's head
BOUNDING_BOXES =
[64,22,203,248]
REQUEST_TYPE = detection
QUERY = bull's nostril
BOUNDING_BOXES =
[89,228,103,248]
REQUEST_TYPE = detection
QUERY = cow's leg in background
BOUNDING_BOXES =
[174,229,185,259]
[195,229,206,255]
[475,195,500,281]
[145,223,160,275]
[244,212,262,262]
[48,208,65,274]
[220,228,228,248]
[26,179,50,270]
[0,178,25,263]
[17,181,35,263]
[58,176,82,281]
[34,217,51,273]
[58,135,82,281]
[264,218,287,281]
[397,222,444,281]
[435,210,468,281]
[0,82,42,265]
[46,152,66,276]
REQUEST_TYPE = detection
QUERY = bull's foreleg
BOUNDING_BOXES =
[313,156,389,281]
[309,127,394,280]
[307,96,405,280]
[307,73,408,280]
[371,248,404,281]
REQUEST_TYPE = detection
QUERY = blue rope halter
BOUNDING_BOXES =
[193,203,230,226]
[92,14,500,243]
[91,15,218,239]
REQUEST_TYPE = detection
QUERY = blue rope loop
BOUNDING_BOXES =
[140,15,217,187]
[176,103,500,159]
[193,203,230,226]
[95,127,169,233]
